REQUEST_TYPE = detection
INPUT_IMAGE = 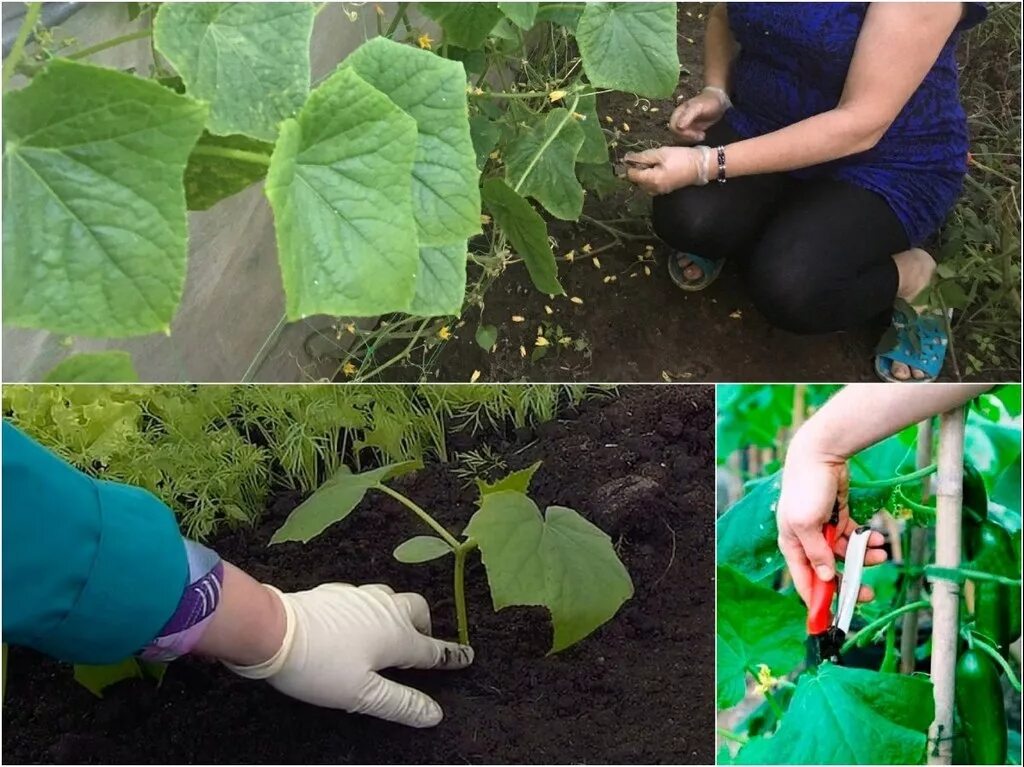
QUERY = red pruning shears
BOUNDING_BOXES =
[805,500,873,668]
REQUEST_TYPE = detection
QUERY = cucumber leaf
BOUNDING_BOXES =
[393,535,453,563]
[504,108,585,221]
[44,352,139,383]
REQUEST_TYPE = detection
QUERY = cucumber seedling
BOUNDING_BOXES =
[270,461,634,651]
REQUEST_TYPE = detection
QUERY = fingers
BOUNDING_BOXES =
[405,635,475,671]
[622,149,660,167]
[794,522,837,582]
[834,529,887,562]
[857,585,876,603]
[778,532,814,606]
[391,591,433,636]
[356,672,445,728]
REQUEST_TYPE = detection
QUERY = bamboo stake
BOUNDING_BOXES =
[902,417,934,674]
[927,408,965,765]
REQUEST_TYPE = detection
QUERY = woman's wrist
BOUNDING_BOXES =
[191,562,288,666]
[702,84,732,110]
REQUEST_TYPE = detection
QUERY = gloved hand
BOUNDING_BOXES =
[669,87,730,143]
[624,146,713,195]
[224,583,473,727]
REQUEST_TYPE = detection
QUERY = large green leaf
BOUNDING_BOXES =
[409,243,467,317]
[717,566,805,709]
[265,68,419,319]
[576,161,620,200]
[464,490,633,652]
[736,665,934,764]
[504,108,585,221]
[270,461,421,544]
[717,473,784,582]
[44,352,139,383]
[575,93,608,164]
[536,2,584,29]
[481,178,564,295]
[576,3,680,99]
[154,3,315,142]
[2,60,207,337]
[498,2,538,29]
[419,3,504,49]
[470,115,501,169]
[345,37,481,245]
[184,132,272,210]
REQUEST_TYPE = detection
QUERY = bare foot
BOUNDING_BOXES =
[888,248,937,381]
[675,253,704,282]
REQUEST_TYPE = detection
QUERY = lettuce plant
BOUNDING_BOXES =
[270,461,634,651]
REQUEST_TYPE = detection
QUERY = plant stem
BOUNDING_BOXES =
[924,565,1022,586]
[375,484,460,550]
[66,28,153,61]
[579,214,652,241]
[3,2,42,89]
[902,419,932,674]
[841,600,931,654]
[717,728,749,746]
[453,545,470,645]
[514,93,580,193]
[849,463,937,489]
[384,2,409,38]
[190,145,273,167]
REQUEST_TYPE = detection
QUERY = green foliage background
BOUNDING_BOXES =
[2,383,604,539]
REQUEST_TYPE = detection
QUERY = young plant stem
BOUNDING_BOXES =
[924,565,1022,586]
[65,28,153,61]
[927,407,965,766]
[453,545,470,645]
[717,728,749,746]
[190,145,272,167]
[901,419,933,674]
[383,2,409,38]
[3,2,42,89]
[513,94,581,194]
[840,600,931,654]
[375,484,460,549]
[849,463,937,489]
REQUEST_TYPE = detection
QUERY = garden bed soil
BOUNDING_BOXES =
[2,386,716,765]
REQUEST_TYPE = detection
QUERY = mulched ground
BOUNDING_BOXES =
[2,386,716,764]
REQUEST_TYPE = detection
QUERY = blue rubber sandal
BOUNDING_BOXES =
[874,304,950,382]
[667,251,725,292]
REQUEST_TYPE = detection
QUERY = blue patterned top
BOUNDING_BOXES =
[724,2,986,246]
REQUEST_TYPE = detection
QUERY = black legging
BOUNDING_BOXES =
[651,122,911,334]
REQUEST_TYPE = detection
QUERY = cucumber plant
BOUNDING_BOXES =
[2,2,680,381]
[716,385,1022,765]
[270,460,634,651]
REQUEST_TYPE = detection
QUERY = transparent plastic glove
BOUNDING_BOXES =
[225,583,474,727]
[624,146,712,195]
[669,87,730,143]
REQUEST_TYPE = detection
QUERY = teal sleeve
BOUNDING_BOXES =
[2,421,187,664]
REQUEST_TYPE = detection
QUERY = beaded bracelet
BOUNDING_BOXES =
[716,145,727,183]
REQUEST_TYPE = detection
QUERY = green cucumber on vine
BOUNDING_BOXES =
[269,459,634,651]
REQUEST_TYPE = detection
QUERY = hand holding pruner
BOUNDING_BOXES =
[805,500,874,668]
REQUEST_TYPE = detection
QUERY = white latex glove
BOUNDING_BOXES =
[225,583,474,727]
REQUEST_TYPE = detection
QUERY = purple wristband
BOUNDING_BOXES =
[139,539,223,662]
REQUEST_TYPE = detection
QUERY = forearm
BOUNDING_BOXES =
[191,561,287,666]
[721,107,885,178]
[703,4,736,91]
[791,384,992,461]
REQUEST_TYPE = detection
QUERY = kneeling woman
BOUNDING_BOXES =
[625,2,985,382]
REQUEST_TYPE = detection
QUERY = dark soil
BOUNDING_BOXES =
[2,386,716,765]
[377,4,884,384]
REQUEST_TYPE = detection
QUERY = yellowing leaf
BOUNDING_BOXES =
[548,89,567,102]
